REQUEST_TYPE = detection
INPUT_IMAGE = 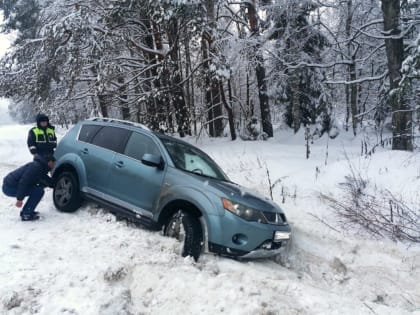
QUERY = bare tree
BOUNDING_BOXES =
[245,0,273,137]
[381,0,413,151]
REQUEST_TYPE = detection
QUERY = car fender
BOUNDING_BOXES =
[156,185,223,218]
[156,185,225,250]
[53,153,88,188]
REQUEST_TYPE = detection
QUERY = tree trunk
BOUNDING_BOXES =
[203,0,223,137]
[118,77,130,120]
[201,37,213,137]
[98,95,108,118]
[291,73,301,133]
[381,0,412,151]
[255,53,273,137]
[142,19,159,131]
[346,0,358,136]
[167,18,190,137]
[246,69,251,118]
[245,0,273,137]
[91,65,108,118]
[345,84,350,132]
[152,21,171,132]
[184,33,196,136]
[349,58,358,136]
[220,81,236,140]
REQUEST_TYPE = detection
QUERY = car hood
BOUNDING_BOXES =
[207,178,283,213]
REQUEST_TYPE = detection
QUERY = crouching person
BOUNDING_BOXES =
[2,155,56,221]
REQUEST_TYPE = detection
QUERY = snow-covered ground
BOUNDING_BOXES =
[0,99,13,125]
[0,116,419,315]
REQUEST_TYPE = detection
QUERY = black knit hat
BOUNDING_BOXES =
[36,113,49,124]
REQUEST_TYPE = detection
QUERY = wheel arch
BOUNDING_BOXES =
[53,163,78,179]
[159,199,208,258]
[52,154,87,188]
[53,163,81,189]
[158,199,203,227]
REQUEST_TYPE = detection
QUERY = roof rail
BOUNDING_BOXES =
[87,117,150,131]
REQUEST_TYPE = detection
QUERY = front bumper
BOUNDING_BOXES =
[242,232,290,258]
[205,210,292,257]
[208,236,290,259]
[241,248,284,259]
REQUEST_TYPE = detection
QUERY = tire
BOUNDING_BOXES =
[164,210,203,261]
[53,171,82,213]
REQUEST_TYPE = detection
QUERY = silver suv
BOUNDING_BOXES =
[52,118,291,260]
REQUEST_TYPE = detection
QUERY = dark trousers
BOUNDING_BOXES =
[2,184,45,215]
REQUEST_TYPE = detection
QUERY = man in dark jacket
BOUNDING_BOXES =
[2,155,55,221]
[27,113,57,157]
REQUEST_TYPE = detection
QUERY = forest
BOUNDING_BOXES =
[0,0,419,150]
[0,3,420,313]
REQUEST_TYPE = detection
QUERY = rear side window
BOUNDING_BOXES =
[124,132,160,161]
[91,126,131,153]
[78,124,102,143]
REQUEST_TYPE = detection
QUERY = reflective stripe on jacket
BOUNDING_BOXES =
[27,127,57,156]
[32,127,57,144]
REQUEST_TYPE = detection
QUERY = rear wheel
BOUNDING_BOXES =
[164,210,203,261]
[53,171,82,212]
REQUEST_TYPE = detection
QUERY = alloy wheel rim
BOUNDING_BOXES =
[54,177,73,207]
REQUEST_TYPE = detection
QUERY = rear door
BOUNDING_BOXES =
[78,125,130,194]
[108,131,166,214]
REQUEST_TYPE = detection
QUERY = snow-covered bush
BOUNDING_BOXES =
[322,163,420,243]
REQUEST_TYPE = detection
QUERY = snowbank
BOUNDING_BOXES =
[0,124,419,315]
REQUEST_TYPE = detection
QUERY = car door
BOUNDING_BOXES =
[78,125,130,194]
[107,131,166,214]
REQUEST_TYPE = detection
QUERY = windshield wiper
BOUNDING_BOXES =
[183,169,226,181]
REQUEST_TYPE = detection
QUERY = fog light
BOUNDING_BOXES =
[232,233,248,245]
[274,231,290,242]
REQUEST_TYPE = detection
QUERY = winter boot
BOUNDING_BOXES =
[20,212,40,221]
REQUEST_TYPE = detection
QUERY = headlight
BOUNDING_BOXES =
[222,198,267,223]
[274,231,290,242]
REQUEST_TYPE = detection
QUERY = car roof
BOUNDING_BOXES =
[84,117,192,146]
[86,117,150,132]
[153,132,212,153]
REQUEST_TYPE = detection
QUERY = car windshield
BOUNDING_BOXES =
[160,138,229,181]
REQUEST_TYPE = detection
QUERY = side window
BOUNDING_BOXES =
[91,126,131,153]
[78,124,102,143]
[124,132,160,161]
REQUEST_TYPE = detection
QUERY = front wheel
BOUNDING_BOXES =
[53,171,82,212]
[164,211,203,261]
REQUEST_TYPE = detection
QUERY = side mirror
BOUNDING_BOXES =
[141,153,164,170]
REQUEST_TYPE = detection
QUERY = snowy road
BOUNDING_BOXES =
[0,123,419,315]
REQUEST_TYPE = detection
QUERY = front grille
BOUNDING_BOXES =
[262,211,287,225]
[263,212,276,222]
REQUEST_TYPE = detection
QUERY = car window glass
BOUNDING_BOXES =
[161,138,229,181]
[91,126,130,153]
[78,124,102,143]
[124,132,160,161]
[185,153,218,177]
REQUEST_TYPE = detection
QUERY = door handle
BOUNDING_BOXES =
[114,161,124,168]
[80,148,89,155]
